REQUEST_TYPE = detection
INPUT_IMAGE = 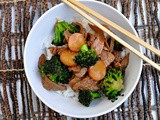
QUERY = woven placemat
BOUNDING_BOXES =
[0,0,159,120]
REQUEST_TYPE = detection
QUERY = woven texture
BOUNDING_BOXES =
[0,0,160,120]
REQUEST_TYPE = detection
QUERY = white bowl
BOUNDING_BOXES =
[24,0,142,118]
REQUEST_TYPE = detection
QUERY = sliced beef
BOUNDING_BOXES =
[121,53,130,69]
[104,41,110,51]
[114,61,121,68]
[69,76,81,88]
[38,54,46,68]
[68,66,81,73]
[64,29,71,42]
[69,66,87,78]
[109,37,115,52]
[72,22,86,37]
[104,35,111,51]
[88,23,104,34]
[103,35,110,51]
[99,50,115,67]
[102,24,110,30]
[75,67,87,78]
[48,47,58,55]
[91,35,104,55]
[86,33,96,47]
[102,24,114,51]
[89,23,104,54]
[104,36,114,52]
[48,46,67,55]
[113,51,122,62]
[57,47,67,55]
[72,76,99,92]
[42,76,66,91]
[103,46,109,51]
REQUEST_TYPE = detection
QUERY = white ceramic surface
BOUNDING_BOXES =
[24,0,142,118]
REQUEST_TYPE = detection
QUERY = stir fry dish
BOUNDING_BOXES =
[38,20,130,107]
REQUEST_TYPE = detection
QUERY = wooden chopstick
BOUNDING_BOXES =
[62,0,160,71]
[67,0,160,56]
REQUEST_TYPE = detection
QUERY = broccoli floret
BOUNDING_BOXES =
[75,44,98,68]
[52,21,80,46]
[114,41,124,51]
[39,55,72,84]
[78,90,101,107]
[80,44,88,52]
[100,68,124,101]
[48,74,58,83]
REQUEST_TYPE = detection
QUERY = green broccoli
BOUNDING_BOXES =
[52,21,80,46]
[100,68,124,101]
[75,44,98,68]
[39,55,72,84]
[78,90,101,107]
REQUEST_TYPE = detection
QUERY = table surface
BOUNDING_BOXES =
[0,0,160,120]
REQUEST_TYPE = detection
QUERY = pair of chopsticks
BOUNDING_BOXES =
[62,0,160,71]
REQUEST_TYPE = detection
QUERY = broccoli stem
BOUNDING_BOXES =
[48,74,58,83]
[81,44,89,52]
[91,92,101,99]
[78,90,101,107]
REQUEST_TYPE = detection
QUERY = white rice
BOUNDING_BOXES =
[56,85,79,101]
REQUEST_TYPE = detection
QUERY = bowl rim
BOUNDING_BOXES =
[24,0,143,118]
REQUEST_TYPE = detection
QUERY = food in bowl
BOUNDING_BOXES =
[38,19,130,107]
